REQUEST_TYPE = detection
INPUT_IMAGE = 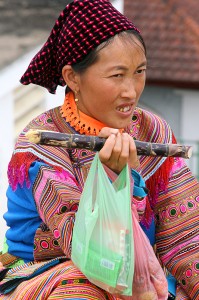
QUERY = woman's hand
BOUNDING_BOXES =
[98,127,139,174]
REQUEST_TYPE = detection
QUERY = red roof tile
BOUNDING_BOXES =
[124,0,199,88]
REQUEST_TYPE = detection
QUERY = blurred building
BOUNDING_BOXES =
[124,0,199,176]
[0,0,71,248]
[0,0,199,247]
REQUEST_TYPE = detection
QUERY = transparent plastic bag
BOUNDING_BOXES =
[124,204,168,300]
[71,153,134,296]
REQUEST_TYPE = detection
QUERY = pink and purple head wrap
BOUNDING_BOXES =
[20,0,139,94]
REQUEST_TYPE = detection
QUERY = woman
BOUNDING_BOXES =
[0,0,199,299]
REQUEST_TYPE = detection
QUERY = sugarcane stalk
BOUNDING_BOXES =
[26,129,192,159]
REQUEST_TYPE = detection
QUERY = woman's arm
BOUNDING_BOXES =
[31,161,82,259]
[155,157,199,299]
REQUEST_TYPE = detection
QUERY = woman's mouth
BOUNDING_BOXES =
[117,105,132,113]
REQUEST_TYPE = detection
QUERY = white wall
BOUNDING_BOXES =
[180,90,199,141]
[0,48,65,249]
[0,57,26,249]
[111,0,124,13]
[180,90,199,176]
[141,86,199,178]
[0,92,13,250]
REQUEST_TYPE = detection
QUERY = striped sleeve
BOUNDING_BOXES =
[155,157,199,299]
[32,162,82,259]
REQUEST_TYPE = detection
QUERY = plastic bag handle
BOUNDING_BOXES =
[81,153,131,211]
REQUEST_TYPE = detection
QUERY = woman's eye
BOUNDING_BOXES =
[136,68,146,74]
[112,74,123,77]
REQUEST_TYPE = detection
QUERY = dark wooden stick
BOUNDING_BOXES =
[26,129,192,159]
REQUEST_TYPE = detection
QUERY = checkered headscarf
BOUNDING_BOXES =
[20,0,139,94]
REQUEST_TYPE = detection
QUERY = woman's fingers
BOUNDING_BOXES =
[99,133,123,173]
[99,133,122,173]
[99,134,117,163]
[117,133,139,171]
[98,128,139,173]
[118,133,130,166]
[109,133,128,173]
[99,131,138,173]
[98,127,119,138]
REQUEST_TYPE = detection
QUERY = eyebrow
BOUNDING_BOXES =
[108,61,147,71]
[138,61,147,68]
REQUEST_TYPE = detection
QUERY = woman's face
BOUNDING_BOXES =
[76,35,147,129]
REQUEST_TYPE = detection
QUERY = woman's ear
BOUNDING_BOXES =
[62,65,79,92]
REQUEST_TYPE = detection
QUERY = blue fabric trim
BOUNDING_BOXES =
[167,273,177,297]
[131,169,148,198]
[4,161,47,262]
[140,217,155,246]
[141,219,177,296]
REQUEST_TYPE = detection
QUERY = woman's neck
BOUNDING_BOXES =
[60,91,115,135]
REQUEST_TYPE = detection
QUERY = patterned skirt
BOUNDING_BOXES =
[0,260,120,300]
[0,259,191,299]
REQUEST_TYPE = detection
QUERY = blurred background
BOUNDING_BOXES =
[0,0,199,248]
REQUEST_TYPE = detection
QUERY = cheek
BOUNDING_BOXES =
[88,80,117,102]
[137,77,146,95]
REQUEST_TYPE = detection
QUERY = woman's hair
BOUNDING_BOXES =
[65,29,146,94]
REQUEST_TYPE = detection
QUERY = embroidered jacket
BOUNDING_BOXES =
[5,105,199,299]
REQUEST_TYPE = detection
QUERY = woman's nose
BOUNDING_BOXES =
[121,79,137,99]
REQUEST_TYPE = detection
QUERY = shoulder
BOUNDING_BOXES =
[14,106,61,148]
[132,107,173,144]
[128,107,176,181]
[25,106,61,132]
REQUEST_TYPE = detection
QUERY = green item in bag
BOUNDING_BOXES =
[71,153,134,296]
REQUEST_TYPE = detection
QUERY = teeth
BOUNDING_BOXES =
[118,106,130,112]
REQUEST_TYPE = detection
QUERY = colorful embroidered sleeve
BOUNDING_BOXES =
[155,157,199,299]
[32,162,82,259]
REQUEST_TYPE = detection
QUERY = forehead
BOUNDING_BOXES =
[97,34,146,65]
